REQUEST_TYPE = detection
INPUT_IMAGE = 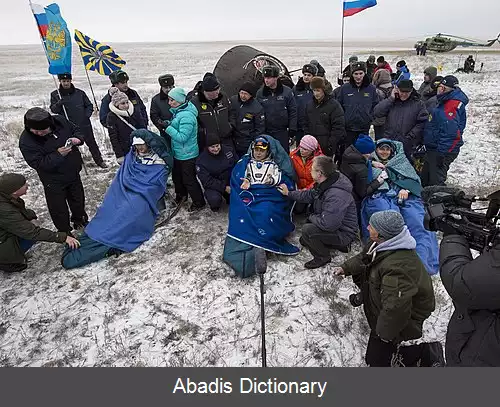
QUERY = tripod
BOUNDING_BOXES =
[254,248,268,368]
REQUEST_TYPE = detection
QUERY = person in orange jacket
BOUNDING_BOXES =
[289,135,324,213]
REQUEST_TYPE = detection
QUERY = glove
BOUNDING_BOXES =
[116,156,125,165]
[376,170,388,183]
[156,120,167,130]
[55,99,64,108]
[163,119,171,127]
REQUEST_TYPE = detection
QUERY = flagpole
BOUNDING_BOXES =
[340,11,345,75]
[81,59,100,112]
[28,0,88,175]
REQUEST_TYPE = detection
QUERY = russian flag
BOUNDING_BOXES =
[30,3,48,38]
[343,0,377,17]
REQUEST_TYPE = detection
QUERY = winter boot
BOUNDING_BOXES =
[188,202,206,212]
[304,257,331,269]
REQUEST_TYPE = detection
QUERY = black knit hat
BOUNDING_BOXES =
[302,63,318,76]
[24,107,54,131]
[158,74,174,87]
[351,61,367,74]
[57,73,72,80]
[206,133,221,148]
[396,60,407,68]
[397,79,413,92]
[0,173,26,195]
[239,81,258,97]
[109,70,129,84]
[202,72,220,92]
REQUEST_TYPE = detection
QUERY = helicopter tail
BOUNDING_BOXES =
[486,34,500,47]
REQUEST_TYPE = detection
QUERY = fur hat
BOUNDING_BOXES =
[109,87,129,106]
[369,210,405,240]
[202,72,220,92]
[0,173,26,195]
[109,70,129,84]
[24,107,54,131]
[158,74,174,87]
[302,63,318,76]
[349,55,358,63]
[168,87,187,104]
[57,73,72,80]
[310,76,326,90]
[262,65,280,78]
[351,61,367,74]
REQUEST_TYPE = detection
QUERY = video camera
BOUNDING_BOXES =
[422,186,500,252]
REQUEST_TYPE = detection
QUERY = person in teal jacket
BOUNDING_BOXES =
[166,87,206,211]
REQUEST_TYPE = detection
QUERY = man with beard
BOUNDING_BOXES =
[229,81,265,157]
[50,73,107,168]
[256,65,298,154]
[99,70,148,127]
[19,107,88,234]
[150,74,175,145]
[190,72,233,151]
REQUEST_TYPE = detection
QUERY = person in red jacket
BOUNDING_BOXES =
[374,56,393,74]
[289,135,323,214]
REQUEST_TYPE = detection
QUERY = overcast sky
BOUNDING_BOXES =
[2,0,499,45]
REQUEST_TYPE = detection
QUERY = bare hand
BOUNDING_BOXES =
[332,267,345,276]
[277,183,289,196]
[58,146,72,156]
[65,236,80,249]
[398,189,409,201]
[240,178,250,190]
[69,137,81,146]
[225,186,231,194]
[372,161,385,170]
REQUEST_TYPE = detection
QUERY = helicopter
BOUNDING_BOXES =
[414,33,500,53]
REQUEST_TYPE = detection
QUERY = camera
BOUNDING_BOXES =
[422,186,500,252]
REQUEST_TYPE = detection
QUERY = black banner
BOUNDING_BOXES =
[0,368,497,406]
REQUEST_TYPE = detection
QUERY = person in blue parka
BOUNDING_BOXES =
[165,87,206,211]
[421,75,469,187]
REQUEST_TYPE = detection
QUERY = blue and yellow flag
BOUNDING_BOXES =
[74,29,126,75]
[38,3,72,75]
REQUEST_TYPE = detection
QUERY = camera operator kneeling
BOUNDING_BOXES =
[439,225,500,366]
[334,210,436,366]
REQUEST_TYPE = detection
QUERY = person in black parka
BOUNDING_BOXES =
[304,76,346,160]
[50,73,106,168]
[19,107,88,233]
[340,134,386,224]
[189,73,233,151]
[196,134,238,212]
[229,81,265,157]
[150,74,175,145]
[439,224,500,366]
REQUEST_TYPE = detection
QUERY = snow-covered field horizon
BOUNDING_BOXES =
[0,42,499,366]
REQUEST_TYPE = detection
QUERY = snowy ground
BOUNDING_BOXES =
[0,41,499,366]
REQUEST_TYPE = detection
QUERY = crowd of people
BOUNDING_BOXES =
[1,51,498,367]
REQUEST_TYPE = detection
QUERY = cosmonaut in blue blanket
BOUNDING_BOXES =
[361,139,439,275]
[62,129,173,269]
[223,135,299,278]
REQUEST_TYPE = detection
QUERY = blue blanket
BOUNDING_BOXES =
[85,148,168,252]
[227,156,299,256]
[361,194,439,275]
